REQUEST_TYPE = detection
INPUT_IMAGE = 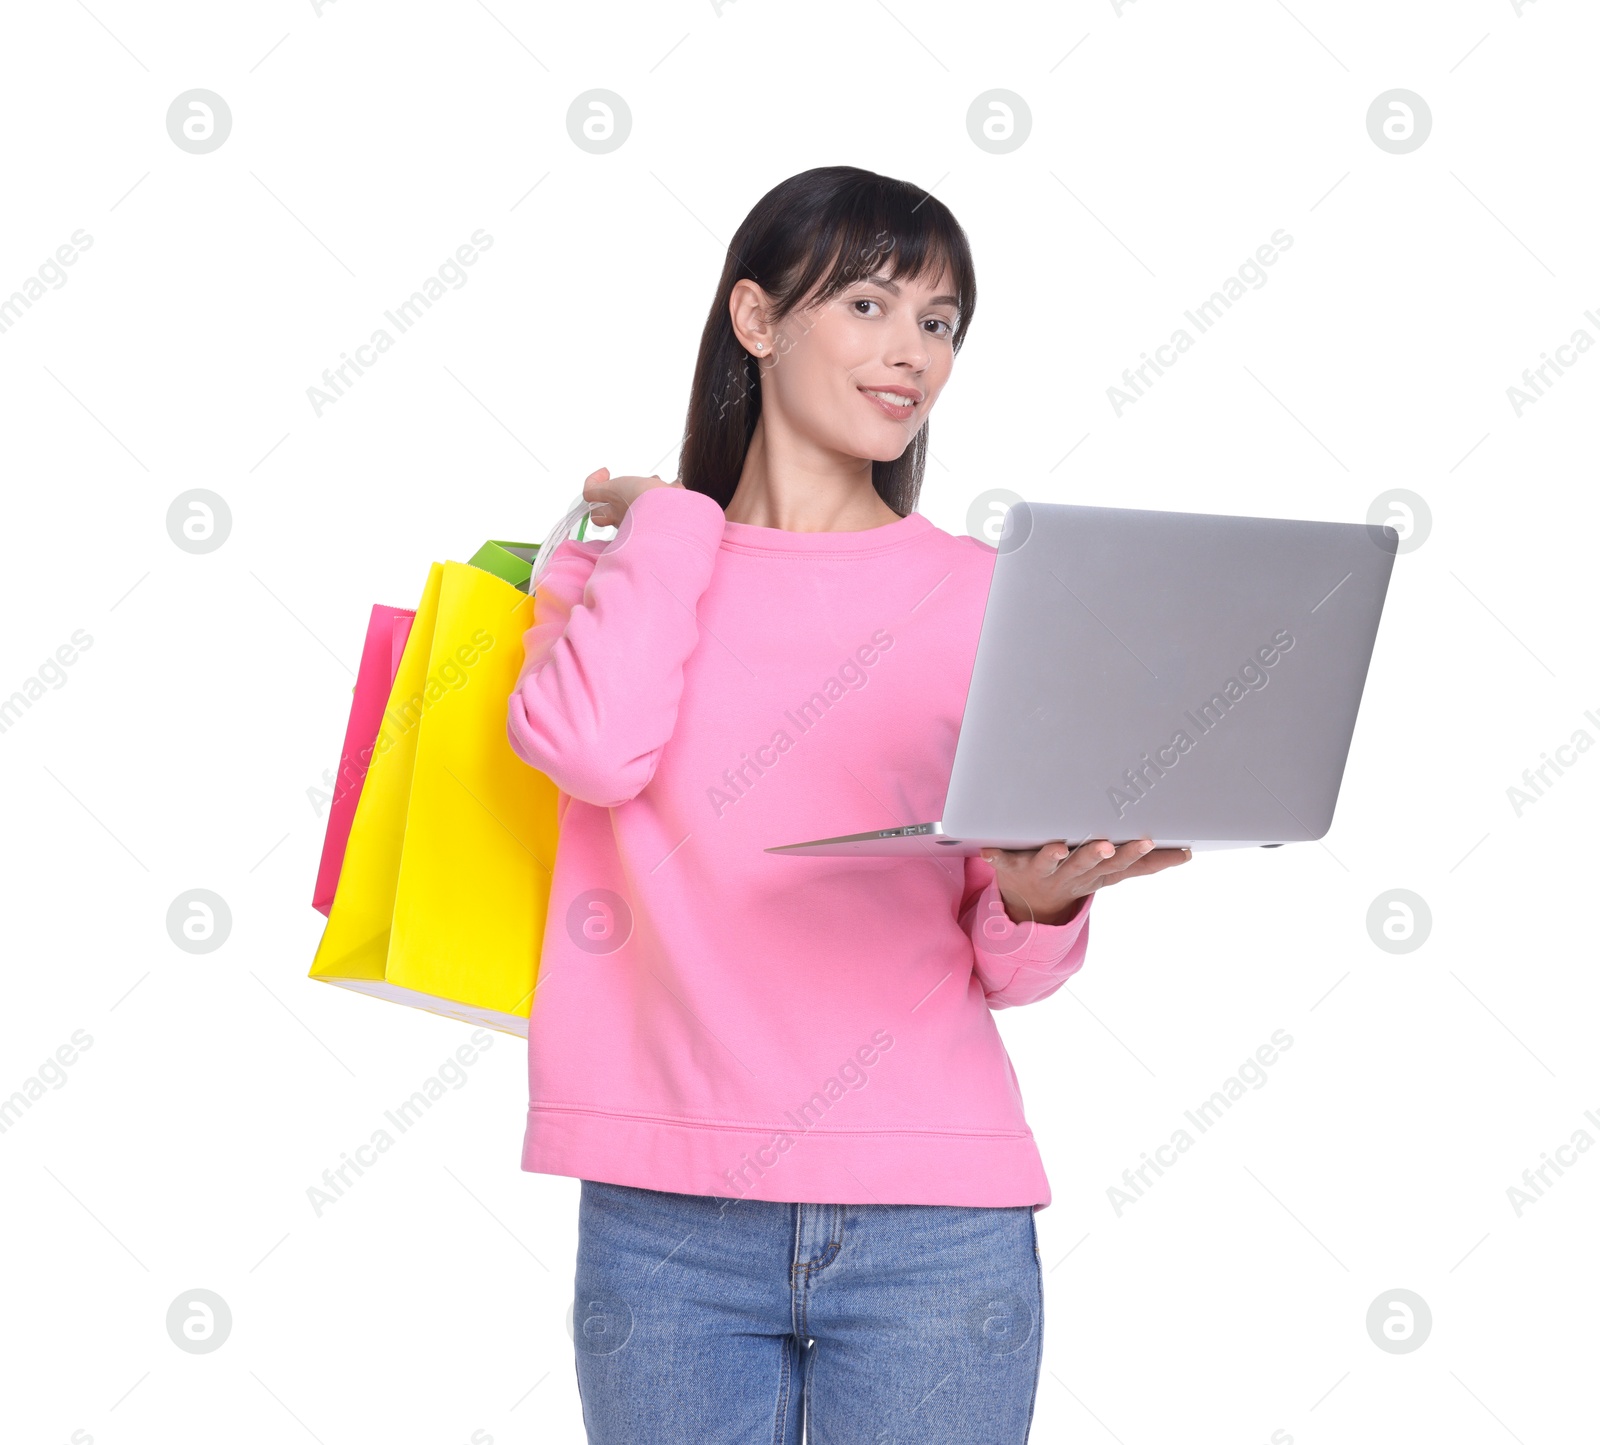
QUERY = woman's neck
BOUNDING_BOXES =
[723,418,902,533]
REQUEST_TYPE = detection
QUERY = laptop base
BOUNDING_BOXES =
[764,822,1293,857]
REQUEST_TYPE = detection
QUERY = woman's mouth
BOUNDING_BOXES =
[859,387,920,420]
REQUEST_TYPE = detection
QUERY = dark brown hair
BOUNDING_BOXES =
[677,166,977,518]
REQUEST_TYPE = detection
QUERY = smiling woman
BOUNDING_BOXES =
[674,166,976,525]
[505,165,1188,1443]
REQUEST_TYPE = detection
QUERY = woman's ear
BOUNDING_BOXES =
[728,277,772,355]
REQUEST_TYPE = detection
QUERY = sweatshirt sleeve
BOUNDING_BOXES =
[506,485,727,808]
[958,855,1094,1010]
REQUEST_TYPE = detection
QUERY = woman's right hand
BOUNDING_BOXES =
[582,467,681,530]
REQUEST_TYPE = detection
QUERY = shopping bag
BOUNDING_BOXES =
[311,537,546,916]
[469,509,596,593]
[311,604,416,917]
[468,539,540,591]
[308,559,560,1035]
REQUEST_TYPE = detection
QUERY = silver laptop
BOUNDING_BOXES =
[766,500,1397,857]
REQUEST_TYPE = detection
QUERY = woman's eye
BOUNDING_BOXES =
[852,298,881,317]
[924,317,955,338]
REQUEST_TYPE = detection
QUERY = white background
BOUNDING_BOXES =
[1,1,1595,1442]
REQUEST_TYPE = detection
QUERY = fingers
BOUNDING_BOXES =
[987,838,1191,885]
[1060,839,1115,874]
[1050,839,1127,881]
[1078,840,1192,887]
[1118,848,1191,879]
[581,468,618,527]
[982,839,1108,882]
[1091,838,1156,874]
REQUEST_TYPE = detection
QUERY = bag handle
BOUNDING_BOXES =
[528,497,600,594]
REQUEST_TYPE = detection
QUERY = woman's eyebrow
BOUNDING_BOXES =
[858,273,960,308]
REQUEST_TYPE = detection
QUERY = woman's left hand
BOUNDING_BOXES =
[980,837,1192,928]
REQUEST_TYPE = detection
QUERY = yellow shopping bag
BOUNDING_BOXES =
[309,559,559,1035]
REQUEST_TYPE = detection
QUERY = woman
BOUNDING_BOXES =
[507,165,1190,1443]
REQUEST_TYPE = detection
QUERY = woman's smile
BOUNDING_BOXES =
[858,383,922,420]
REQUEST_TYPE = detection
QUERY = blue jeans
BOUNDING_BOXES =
[573,1180,1044,1443]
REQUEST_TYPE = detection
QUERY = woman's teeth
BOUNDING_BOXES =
[863,389,915,409]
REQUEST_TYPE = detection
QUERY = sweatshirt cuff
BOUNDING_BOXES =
[614,484,727,558]
[972,881,1094,967]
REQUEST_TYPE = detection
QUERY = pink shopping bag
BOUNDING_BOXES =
[312,603,416,916]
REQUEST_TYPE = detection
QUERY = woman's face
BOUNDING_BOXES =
[734,260,960,464]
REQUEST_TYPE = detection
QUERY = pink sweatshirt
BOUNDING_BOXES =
[506,485,1094,1208]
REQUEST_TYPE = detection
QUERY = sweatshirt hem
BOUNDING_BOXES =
[521,1103,1054,1208]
